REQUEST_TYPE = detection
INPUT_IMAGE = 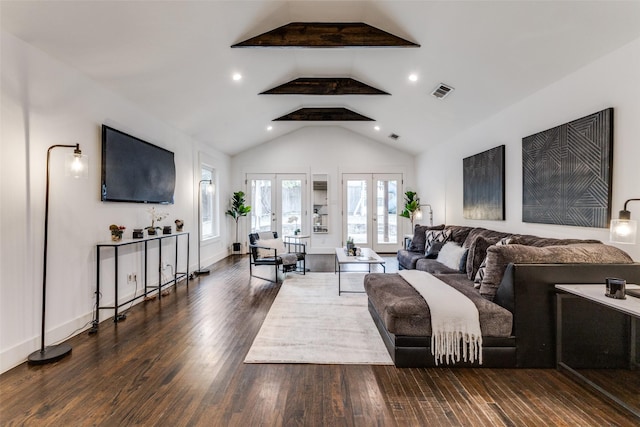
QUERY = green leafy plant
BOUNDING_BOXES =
[399,191,420,230]
[225,191,251,248]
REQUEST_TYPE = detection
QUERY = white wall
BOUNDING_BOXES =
[231,126,416,253]
[0,31,231,373]
[416,36,640,261]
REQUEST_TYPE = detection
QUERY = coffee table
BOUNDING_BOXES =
[334,247,386,295]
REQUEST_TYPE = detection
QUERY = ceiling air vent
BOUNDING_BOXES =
[388,133,400,140]
[431,83,454,99]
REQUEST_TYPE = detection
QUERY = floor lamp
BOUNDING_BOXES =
[193,179,212,276]
[28,144,87,365]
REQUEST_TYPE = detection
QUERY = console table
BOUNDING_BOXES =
[94,232,190,328]
[556,283,640,420]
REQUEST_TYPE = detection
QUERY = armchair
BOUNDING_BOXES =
[248,232,306,283]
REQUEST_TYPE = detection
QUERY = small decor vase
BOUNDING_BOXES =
[111,233,122,242]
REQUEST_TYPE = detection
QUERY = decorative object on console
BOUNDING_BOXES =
[610,198,639,244]
[162,226,172,235]
[346,236,355,254]
[415,204,433,226]
[109,224,125,241]
[605,277,626,299]
[522,108,613,228]
[132,229,144,239]
[225,190,251,254]
[28,143,88,365]
[174,219,184,232]
[146,206,168,235]
[463,145,505,220]
[399,191,421,230]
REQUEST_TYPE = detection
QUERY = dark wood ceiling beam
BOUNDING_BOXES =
[261,78,390,95]
[232,22,419,48]
[274,107,374,121]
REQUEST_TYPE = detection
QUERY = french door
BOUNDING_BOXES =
[248,174,306,238]
[342,173,402,253]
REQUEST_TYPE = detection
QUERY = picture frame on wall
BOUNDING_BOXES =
[463,145,505,220]
[522,108,613,228]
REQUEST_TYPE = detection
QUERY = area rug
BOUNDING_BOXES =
[244,272,393,365]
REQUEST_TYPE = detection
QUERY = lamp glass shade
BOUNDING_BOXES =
[65,153,88,179]
[414,209,423,221]
[609,219,637,244]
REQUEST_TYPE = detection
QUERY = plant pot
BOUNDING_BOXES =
[232,242,241,252]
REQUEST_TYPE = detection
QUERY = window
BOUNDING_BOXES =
[201,166,218,240]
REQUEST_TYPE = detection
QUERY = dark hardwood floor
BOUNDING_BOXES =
[0,254,637,426]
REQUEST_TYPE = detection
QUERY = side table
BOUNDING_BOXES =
[556,283,640,420]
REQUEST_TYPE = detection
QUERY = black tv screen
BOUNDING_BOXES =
[101,125,176,204]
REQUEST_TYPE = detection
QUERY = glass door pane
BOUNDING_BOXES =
[374,174,400,252]
[249,174,306,238]
[345,176,369,245]
[279,176,304,237]
[343,173,402,252]
[249,176,274,234]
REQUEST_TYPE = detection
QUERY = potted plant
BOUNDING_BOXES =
[225,191,251,252]
[146,207,169,235]
[109,224,125,241]
[399,191,420,231]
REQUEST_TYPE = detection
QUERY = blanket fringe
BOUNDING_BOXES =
[431,332,483,365]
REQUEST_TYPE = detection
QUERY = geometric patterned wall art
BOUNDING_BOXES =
[463,145,505,220]
[522,108,613,228]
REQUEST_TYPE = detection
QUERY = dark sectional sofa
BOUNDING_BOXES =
[364,225,640,368]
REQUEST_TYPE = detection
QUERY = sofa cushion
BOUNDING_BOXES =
[397,249,427,270]
[408,224,445,252]
[508,234,601,247]
[479,243,634,300]
[415,258,460,274]
[445,226,474,246]
[364,273,513,337]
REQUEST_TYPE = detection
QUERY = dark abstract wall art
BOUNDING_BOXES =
[522,108,613,228]
[463,145,505,220]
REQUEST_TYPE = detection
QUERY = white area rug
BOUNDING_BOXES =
[245,272,393,365]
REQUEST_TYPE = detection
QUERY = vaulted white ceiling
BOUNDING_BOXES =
[2,1,640,156]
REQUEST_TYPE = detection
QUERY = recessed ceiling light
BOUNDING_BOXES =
[374,126,380,131]
[232,73,242,81]
[266,125,273,131]
[408,73,418,82]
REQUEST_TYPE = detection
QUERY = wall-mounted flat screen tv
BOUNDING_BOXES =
[101,125,176,204]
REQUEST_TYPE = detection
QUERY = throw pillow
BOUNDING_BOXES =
[408,224,445,252]
[257,237,287,258]
[425,241,445,259]
[466,235,497,280]
[474,237,512,288]
[424,229,452,255]
[436,242,467,271]
[459,248,469,273]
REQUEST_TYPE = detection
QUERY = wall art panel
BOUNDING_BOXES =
[463,145,505,220]
[522,108,613,228]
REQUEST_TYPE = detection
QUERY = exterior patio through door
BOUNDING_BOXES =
[342,173,401,253]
